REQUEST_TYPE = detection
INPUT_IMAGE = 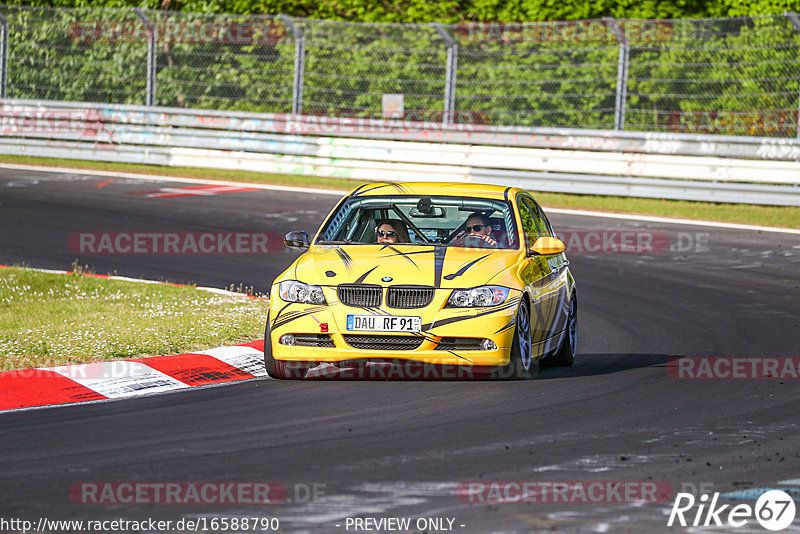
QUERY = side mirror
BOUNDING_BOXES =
[530,236,565,256]
[284,231,310,250]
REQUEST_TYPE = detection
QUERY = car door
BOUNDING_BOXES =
[516,194,568,352]
[529,197,571,337]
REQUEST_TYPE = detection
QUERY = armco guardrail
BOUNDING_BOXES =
[1,99,800,205]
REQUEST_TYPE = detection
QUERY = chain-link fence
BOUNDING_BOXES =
[0,6,147,104]
[1,5,800,137]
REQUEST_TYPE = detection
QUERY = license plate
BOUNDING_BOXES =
[346,314,422,333]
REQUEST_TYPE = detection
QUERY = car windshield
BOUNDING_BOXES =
[316,195,520,249]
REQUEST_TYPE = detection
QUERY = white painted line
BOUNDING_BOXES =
[23,267,71,274]
[545,207,800,235]
[196,286,252,298]
[0,163,346,197]
[2,162,798,234]
[195,346,269,377]
[778,479,800,485]
[45,361,190,398]
[107,275,163,284]
[3,266,168,284]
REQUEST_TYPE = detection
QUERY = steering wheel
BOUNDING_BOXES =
[443,223,466,244]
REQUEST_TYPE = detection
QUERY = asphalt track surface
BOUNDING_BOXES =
[1,167,799,533]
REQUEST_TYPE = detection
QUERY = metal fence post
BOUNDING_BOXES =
[133,8,156,107]
[606,17,629,131]
[433,23,457,127]
[279,15,305,115]
[786,12,800,139]
[0,14,9,99]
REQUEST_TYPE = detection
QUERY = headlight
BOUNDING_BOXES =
[447,286,510,307]
[279,281,327,304]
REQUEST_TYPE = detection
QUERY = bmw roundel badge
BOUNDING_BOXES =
[381,276,393,282]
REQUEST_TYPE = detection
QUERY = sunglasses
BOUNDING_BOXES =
[466,224,488,232]
[376,230,396,237]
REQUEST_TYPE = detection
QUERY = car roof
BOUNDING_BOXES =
[347,182,523,200]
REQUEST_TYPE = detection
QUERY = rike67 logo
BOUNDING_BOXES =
[668,490,796,531]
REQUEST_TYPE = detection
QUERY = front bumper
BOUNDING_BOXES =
[268,288,522,367]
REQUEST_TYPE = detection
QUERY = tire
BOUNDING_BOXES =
[263,320,281,378]
[493,298,533,379]
[546,292,577,367]
[263,321,308,379]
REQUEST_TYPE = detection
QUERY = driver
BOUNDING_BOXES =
[463,213,498,248]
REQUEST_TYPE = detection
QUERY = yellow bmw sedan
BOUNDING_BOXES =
[264,182,576,379]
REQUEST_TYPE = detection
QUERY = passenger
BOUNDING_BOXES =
[375,219,410,244]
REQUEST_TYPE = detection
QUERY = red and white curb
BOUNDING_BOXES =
[0,265,269,412]
[0,340,268,412]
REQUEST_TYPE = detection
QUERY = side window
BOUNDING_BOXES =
[530,200,554,238]
[517,195,541,248]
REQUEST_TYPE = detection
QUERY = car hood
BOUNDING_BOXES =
[290,244,524,289]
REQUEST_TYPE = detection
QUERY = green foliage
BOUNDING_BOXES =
[2,7,147,104]
[625,17,800,135]
[149,11,295,111]
[455,35,620,128]
[1,4,799,135]
[709,0,800,17]
[298,21,448,116]
[4,0,800,20]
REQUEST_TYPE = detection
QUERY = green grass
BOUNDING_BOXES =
[0,154,358,191]
[532,192,800,229]
[0,266,269,372]
[1,154,798,229]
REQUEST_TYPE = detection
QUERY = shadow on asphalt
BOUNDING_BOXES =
[535,353,678,380]
[269,353,680,381]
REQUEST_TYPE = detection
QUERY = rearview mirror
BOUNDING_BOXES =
[284,231,310,250]
[530,236,566,256]
[409,206,445,218]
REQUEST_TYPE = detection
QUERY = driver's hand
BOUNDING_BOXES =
[479,234,497,247]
